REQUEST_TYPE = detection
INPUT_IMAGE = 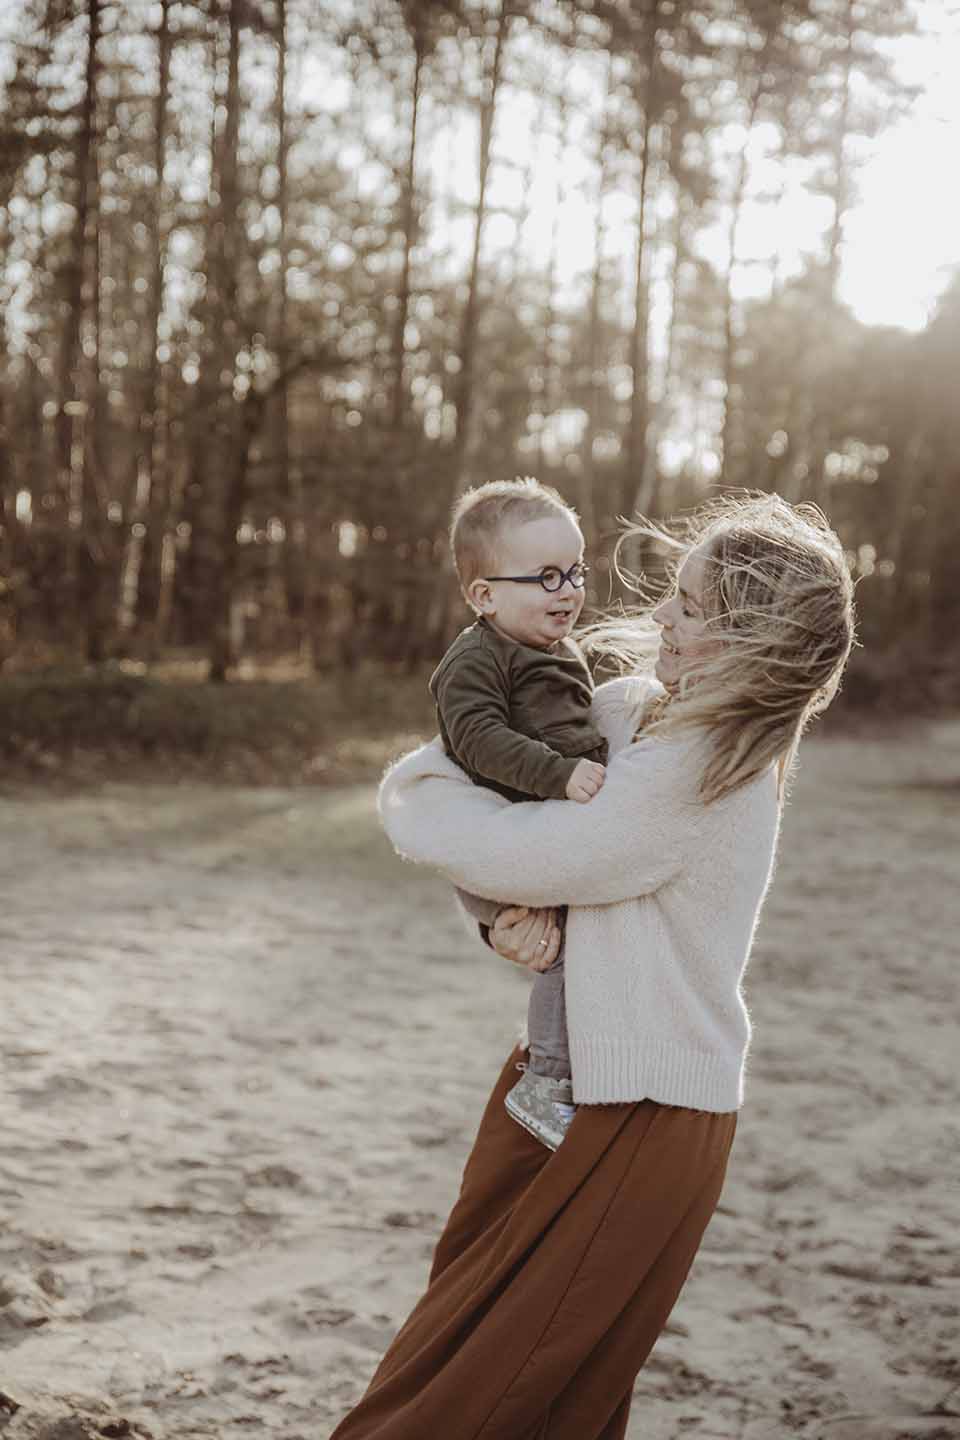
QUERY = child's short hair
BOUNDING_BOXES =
[450,478,579,588]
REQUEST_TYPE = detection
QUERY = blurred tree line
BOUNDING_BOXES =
[0,0,955,700]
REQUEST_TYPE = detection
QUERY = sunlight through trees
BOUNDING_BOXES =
[0,0,956,699]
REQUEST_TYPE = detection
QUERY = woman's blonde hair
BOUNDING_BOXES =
[580,491,857,805]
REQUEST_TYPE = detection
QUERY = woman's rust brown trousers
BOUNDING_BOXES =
[329,1046,737,1440]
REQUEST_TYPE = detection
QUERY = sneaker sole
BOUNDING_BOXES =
[504,1093,562,1151]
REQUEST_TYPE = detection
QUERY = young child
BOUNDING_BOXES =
[429,477,607,1151]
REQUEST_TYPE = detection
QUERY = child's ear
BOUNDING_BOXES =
[465,578,495,616]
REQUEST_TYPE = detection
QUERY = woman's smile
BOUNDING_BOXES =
[652,550,721,685]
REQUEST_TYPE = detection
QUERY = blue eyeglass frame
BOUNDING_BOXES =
[482,561,589,594]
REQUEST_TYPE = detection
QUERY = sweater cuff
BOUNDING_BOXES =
[539,753,582,800]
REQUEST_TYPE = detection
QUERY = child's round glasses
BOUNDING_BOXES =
[482,562,589,593]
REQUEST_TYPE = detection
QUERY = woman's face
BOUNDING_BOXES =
[653,548,720,691]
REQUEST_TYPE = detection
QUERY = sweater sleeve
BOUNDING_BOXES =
[377,732,700,907]
[452,890,498,950]
[453,886,503,926]
[434,642,581,800]
[591,673,662,736]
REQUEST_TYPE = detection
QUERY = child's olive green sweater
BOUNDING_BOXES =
[429,617,607,804]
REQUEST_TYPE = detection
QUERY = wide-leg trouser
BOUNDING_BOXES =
[329,1047,737,1440]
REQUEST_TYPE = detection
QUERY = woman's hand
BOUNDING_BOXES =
[490,906,562,973]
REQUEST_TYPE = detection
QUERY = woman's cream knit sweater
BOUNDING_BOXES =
[377,675,782,1112]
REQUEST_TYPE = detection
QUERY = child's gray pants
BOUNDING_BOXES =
[527,954,570,1079]
[455,887,571,1080]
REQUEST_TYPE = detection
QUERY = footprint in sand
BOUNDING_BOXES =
[82,1297,137,1323]
[35,1267,65,1299]
[382,1209,437,1229]
[245,1164,305,1190]
[302,1306,355,1327]
[176,1242,216,1260]
[410,1130,460,1149]
[175,1172,246,1206]
[251,1291,395,1353]
[0,1274,56,1330]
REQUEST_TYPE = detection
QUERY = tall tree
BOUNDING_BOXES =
[272,0,307,648]
[131,0,173,651]
[55,0,104,659]
[448,0,513,503]
[622,1,661,522]
[616,0,713,524]
[390,1,436,429]
[206,0,245,682]
[717,3,786,487]
[577,49,614,547]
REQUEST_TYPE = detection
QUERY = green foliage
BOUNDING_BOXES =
[0,663,437,782]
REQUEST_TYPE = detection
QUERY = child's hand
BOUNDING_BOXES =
[566,759,606,803]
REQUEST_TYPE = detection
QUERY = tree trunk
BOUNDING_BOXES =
[805,0,856,511]
[55,0,101,659]
[825,0,855,306]
[172,14,224,649]
[537,57,573,476]
[208,0,243,682]
[504,83,546,295]
[718,33,774,488]
[927,458,960,652]
[578,51,613,547]
[766,112,790,302]
[648,169,688,521]
[84,100,109,663]
[391,21,425,431]
[624,2,661,524]
[273,0,308,657]
[0,384,15,664]
[448,0,510,506]
[430,0,511,652]
[131,0,172,651]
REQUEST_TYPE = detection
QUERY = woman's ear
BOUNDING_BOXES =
[465,578,496,616]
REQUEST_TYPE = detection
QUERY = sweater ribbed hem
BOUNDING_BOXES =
[569,1031,745,1112]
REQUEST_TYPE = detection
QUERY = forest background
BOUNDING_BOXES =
[2,6,960,1436]
[1,0,958,780]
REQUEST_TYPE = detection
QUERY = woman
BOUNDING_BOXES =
[330,492,856,1440]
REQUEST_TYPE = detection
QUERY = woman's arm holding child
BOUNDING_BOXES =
[378,734,697,908]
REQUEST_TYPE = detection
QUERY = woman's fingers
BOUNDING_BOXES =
[496,906,529,928]
[489,910,525,965]
[490,906,560,970]
[491,909,537,966]
[520,910,552,968]
[527,920,562,972]
[508,915,540,964]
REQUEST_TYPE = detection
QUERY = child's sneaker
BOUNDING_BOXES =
[505,1065,576,1151]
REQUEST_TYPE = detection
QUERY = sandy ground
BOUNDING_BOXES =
[1,722,959,1440]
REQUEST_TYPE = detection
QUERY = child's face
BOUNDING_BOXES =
[468,513,586,650]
